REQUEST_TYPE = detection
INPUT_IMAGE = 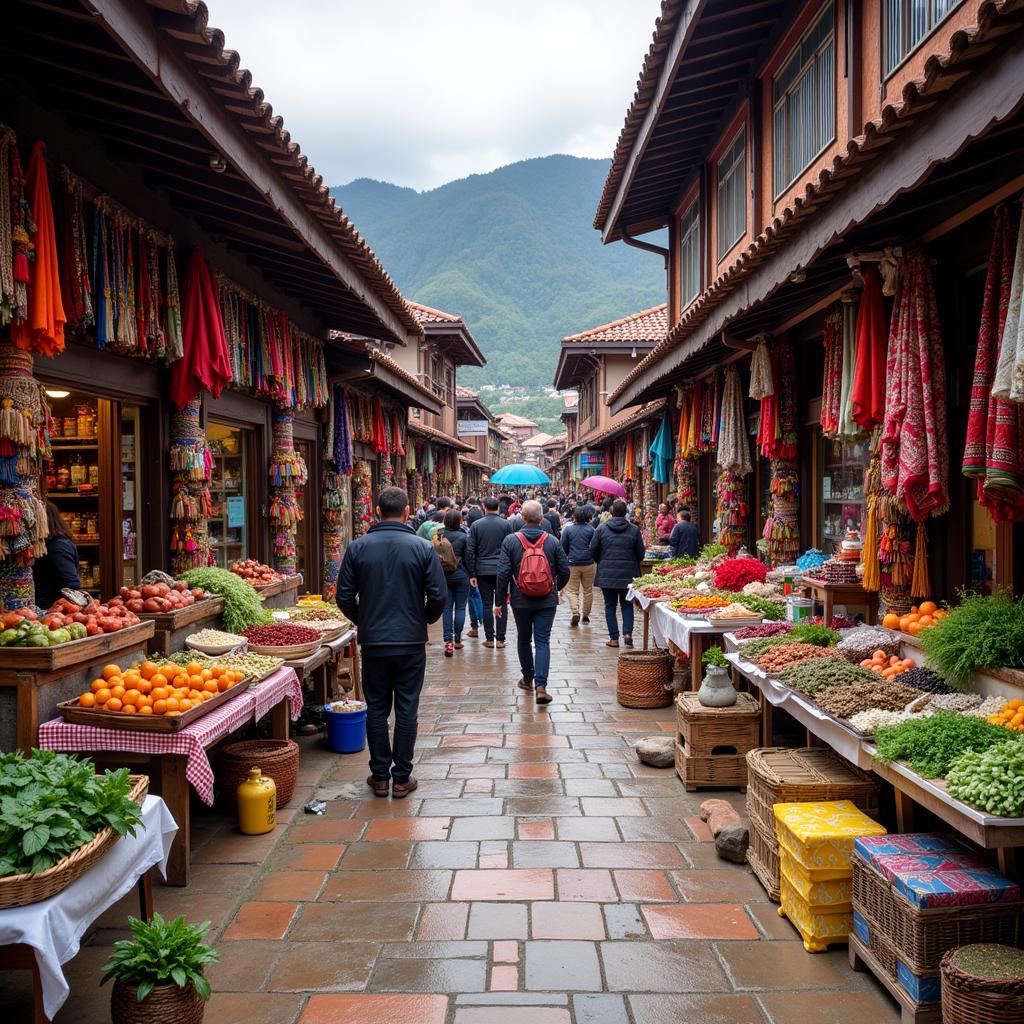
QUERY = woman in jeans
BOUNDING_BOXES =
[440,508,469,657]
[560,506,596,628]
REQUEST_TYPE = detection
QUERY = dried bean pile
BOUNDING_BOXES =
[848,708,919,734]
[733,622,792,641]
[778,657,876,696]
[738,636,793,660]
[928,692,983,712]
[968,695,1008,718]
[240,623,320,645]
[814,679,921,719]
[896,667,950,694]
[837,628,902,663]
[755,643,843,673]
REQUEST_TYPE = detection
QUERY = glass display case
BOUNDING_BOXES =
[207,421,250,568]
[120,406,143,588]
[819,436,869,554]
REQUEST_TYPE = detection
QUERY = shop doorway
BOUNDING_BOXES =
[294,438,317,591]
[207,421,257,569]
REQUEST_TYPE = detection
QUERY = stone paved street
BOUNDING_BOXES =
[7,607,902,1023]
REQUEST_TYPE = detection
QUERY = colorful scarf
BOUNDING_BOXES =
[717,366,751,476]
[992,205,1024,403]
[820,309,843,437]
[851,265,887,430]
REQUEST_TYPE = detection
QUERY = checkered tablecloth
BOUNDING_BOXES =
[37,667,302,806]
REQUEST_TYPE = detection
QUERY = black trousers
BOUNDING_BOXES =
[361,649,427,782]
[475,574,506,641]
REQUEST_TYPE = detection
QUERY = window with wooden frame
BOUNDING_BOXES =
[430,354,443,400]
[883,0,962,75]
[445,366,454,407]
[579,375,596,427]
[679,198,701,308]
[716,127,746,260]
[772,4,835,198]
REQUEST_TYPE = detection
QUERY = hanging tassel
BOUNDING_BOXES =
[861,494,880,592]
[910,522,931,598]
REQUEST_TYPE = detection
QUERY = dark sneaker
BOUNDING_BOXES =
[570,614,580,628]
[623,635,634,647]
[483,640,495,648]
[606,638,620,648]
[367,775,390,798]
[497,640,506,649]
[517,677,534,690]
[582,616,590,623]
[391,777,418,799]
[535,689,552,705]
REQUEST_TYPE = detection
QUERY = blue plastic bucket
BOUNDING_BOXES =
[323,702,367,754]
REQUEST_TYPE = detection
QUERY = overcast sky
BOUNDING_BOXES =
[204,0,661,191]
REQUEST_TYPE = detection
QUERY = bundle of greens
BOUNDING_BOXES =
[724,592,785,621]
[872,711,1022,778]
[0,751,143,876]
[788,623,840,648]
[919,590,1024,687]
[700,543,727,561]
[177,567,272,633]
[946,741,1024,818]
[702,646,727,667]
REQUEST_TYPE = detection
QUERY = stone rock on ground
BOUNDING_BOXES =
[716,822,750,863]
[635,735,675,767]
[699,798,741,836]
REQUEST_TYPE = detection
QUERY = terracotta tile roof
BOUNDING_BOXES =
[407,419,476,453]
[543,433,568,447]
[584,399,668,448]
[610,0,1024,406]
[145,0,422,341]
[563,305,668,345]
[409,302,463,325]
[523,433,554,448]
[495,413,539,428]
[365,349,440,406]
[455,386,478,398]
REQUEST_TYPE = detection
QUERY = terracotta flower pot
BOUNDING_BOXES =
[110,980,205,1024]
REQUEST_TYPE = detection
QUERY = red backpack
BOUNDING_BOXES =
[515,532,554,598]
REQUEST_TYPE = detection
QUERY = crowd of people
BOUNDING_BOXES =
[337,485,699,797]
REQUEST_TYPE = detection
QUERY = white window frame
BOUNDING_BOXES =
[716,127,746,261]
[678,198,701,309]
[883,0,963,77]
[771,4,836,199]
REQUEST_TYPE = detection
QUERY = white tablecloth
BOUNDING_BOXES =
[650,603,723,651]
[0,795,177,1019]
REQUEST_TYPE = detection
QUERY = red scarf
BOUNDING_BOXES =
[851,266,887,430]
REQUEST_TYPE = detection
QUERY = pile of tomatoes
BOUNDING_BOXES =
[859,650,917,678]
[118,580,209,615]
[882,600,949,637]
[76,660,247,717]
[42,596,142,635]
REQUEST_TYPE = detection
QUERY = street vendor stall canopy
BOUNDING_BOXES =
[4,0,423,347]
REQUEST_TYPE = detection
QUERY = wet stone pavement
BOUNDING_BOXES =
[8,605,901,1023]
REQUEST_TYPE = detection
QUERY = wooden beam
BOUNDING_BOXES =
[921,173,1024,243]
[83,0,414,345]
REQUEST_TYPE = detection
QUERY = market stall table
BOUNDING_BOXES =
[0,794,177,1023]
[625,587,662,651]
[284,644,332,705]
[652,602,755,691]
[324,628,361,702]
[37,668,302,886]
[805,579,879,626]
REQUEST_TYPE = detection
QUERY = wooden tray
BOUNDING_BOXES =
[707,614,763,629]
[56,674,255,732]
[136,596,224,630]
[251,576,300,599]
[0,619,155,670]
[249,638,322,658]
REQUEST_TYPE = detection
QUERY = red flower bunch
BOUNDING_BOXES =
[713,557,768,591]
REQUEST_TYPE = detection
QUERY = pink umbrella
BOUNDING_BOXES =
[581,475,627,499]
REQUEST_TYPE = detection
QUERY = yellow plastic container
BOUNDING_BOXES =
[778,871,852,953]
[779,849,852,909]
[773,800,886,873]
[237,767,276,835]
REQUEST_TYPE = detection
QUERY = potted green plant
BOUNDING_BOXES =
[698,645,737,707]
[101,913,219,1024]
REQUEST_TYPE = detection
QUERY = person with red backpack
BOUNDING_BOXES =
[494,500,570,705]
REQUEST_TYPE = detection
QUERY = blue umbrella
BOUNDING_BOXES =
[490,463,550,486]
[648,410,675,485]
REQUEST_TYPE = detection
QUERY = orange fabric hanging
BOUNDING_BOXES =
[624,434,637,480]
[11,142,65,355]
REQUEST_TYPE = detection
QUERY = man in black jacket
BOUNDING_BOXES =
[543,499,562,538]
[496,501,570,705]
[466,495,512,648]
[591,498,646,648]
[669,508,700,559]
[338,487,447,799]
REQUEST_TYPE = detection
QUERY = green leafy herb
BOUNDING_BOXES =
[946,741,1024,818]
[788,623,839,647]
[919,590,1024,687]
[177,567,272,633]
[0,751,142,877]
[702,646,727,667]
[700,543,728,561]
[873,712,1022,778]
[721,592,785,621]
[101,914,219,1002]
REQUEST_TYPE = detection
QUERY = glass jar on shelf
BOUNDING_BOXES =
[69,453,87,486]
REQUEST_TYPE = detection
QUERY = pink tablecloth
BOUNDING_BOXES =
[37,667,302,806]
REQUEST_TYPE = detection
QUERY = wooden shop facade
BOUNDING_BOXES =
[0,0,431,623]
[595,0,1024,604]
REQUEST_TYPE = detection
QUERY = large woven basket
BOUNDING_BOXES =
[217,739,299,807]
[941,945,1024,1024]
[617,650,674,708]
[747,817,781,902]
[111,979,205,1024]
[0,774,148,911]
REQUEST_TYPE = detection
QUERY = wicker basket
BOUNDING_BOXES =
[747,818,780,901]
[217,739,299,807]
[675,692,760,792]
[616,650,674,708]
[0,774,148,911]
[111,979,205,1024]
[851,852,1022,976]
[941,945,1024,1024]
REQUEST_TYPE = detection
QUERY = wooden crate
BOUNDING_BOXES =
[675,692,760,792]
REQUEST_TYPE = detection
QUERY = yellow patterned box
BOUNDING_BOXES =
[778,871,852,953]
[774,800,886,875]
[780,849,852,909]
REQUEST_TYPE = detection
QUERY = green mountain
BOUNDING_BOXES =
[331,155,665,388]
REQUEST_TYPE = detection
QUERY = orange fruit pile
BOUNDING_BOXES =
[881,601,949,636]
[988,699,1024,731]
[77,660,246,716]
[859,650,917,678]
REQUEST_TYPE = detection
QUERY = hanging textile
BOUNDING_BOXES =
[749,338,773,400]
[351,460,373,537]
[59,168,93,331]
[963,206,1024,521]
[624,433,637,481]
[169,249,231,409]
[0,128,26,326]
[164,238,183,363]
[268,407,306,575]
[649,410,674,485]
[836,292,861,439]
[11,142,65,356]
[992,205,1024,403]
[716,366,751,477]
[422,442,434,476]
[820,309,843,438]
[371,398,388,454]
[168,398,214,573]
[851,266,887,431]
[716,468,747,556]
[333,388,354,476]
[880,247,949,522]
